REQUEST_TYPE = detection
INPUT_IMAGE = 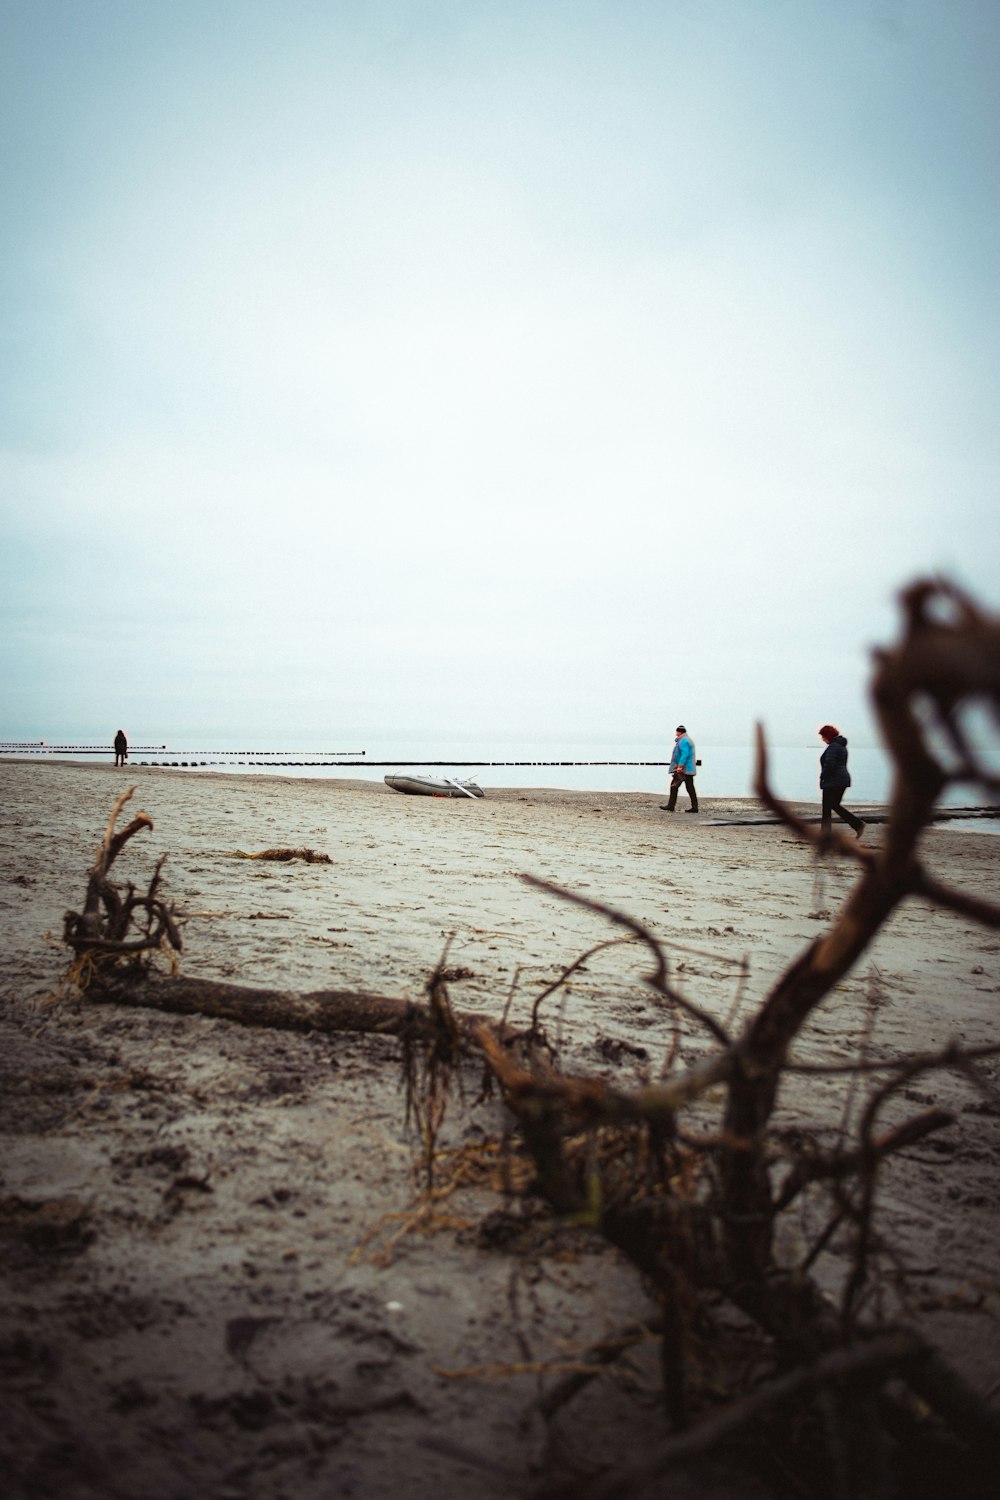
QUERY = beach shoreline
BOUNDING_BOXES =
[2,760,999,1498]
[0,740,899,803]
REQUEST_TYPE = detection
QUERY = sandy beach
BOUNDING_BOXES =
[2,758,999,1499]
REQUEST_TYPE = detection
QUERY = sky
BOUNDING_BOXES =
[1,0,997,750]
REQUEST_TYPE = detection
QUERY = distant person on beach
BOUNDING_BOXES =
[114,729,128,767]
[662,724,699,813]
[818,724,864,839]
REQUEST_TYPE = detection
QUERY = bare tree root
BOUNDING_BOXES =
[55,578,1000,1493]
[61,786,182,982]
[473,580,1000,1480]
[535,1321,663,1421]
[574,1330,942,1500]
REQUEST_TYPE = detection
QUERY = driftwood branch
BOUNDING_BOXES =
[87,971,497,1046]
[773,1108,955,1212]
[62,787,182,966]
[521,873,732,1048]
[230,847,332,863]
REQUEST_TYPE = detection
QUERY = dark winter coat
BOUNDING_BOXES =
[819,734,851,790]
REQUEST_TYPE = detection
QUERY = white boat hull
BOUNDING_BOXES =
[384,774,484,799]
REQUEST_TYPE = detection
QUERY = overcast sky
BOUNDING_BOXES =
[1,0,997,749]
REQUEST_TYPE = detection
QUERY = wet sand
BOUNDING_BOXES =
[2,759,999,1498]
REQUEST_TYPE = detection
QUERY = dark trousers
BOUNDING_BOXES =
[821,786,862,833]
[667,774,698,811]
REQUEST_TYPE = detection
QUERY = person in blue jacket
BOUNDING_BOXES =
[818,724,864,838]
[663,724,698,813]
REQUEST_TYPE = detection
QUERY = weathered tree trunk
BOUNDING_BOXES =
[88,972,495,1045]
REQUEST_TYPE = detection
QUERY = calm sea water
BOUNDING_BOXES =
[10,734,999,808]
[181,740,891,802]
[7,733,1000,808]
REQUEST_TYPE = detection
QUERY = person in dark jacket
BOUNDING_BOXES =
[114,729,128,767]
[818,724,864,838]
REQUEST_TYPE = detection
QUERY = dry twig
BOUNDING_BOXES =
[61,786,181,978]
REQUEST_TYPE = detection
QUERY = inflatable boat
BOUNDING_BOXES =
[384,774,484,799]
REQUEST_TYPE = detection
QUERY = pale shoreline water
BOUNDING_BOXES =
[0,739,911,800]
[2,734,875,799]
[4,738,1000,808]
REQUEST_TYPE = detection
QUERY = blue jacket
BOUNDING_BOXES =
[820,735,851,790]
[670,734,696,776]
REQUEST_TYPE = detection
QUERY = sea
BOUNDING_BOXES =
[5,734,999,810]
